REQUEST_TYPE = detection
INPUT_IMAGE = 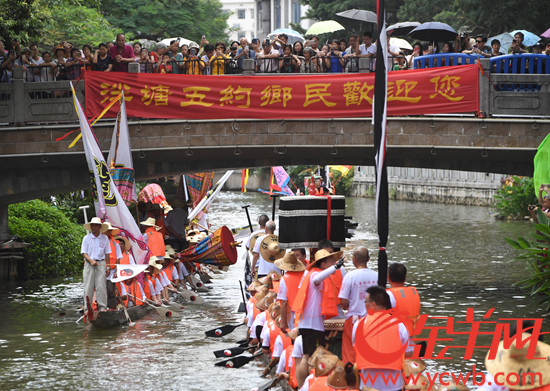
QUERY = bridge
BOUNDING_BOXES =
[0,56,549,239]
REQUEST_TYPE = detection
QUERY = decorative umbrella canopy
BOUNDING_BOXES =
[138,183,169,208]
[509,30,541,47]
[409,22,457,42]
[390,37,413,51]
[387,22,421,36]
[306,20,346,36]
[487,32,514,53]
[335,9,377,23]
[542,28,550,39]
[268,28,304,45]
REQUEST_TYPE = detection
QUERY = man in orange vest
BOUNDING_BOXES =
[338,246,378,364]
[353,286,414,391]
[274,251,306,332]
[292,249,345,388]
[150,204,166,238]
[114,236,134,265]
[292,248,309,267]
[387,262,421,334]
[122,276,146,307]
[261,316,292,376]
[275,327,300,389]
[141,217,165,258]
[104,222,123,309]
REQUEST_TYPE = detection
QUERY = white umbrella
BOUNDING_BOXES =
[158,37,198,48]
[390,37,412,51]
[268,28,304,45]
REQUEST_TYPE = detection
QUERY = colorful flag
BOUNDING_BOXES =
[241,169,249,193]
[71,82,150,265]
[107,93,136,206]
[534,133,550,197]
[373,0,389,287]
[272,166,295,196]
[188,170,234,221]
[185,173,215,207]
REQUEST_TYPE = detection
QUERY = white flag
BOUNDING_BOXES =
[188,170,234,221]
[111,264,149,283]
[71,83,150,264]
[107,92,134,170]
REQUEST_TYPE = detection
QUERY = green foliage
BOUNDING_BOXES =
[9,200,87,280]
[389,187,397,199]
[493,176,536,219]
[331,167,354,196]
[506,210,550,311]
[0,0,51,47]
[44,190,96,225]
[101,0,230,43]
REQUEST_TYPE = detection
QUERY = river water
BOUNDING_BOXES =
[0,192,543,390]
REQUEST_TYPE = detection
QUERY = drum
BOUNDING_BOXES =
[178,226,238,267]
[278,195,346,249]
[324,318,345,331]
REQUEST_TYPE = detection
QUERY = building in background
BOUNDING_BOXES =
[221,0,256,42]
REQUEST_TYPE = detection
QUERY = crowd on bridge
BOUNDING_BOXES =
[2,26,550,83]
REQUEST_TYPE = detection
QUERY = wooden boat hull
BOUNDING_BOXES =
[91,304,152,329]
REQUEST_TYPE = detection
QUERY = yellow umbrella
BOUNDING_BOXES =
[306,20,345,36]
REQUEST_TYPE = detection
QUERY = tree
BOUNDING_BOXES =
[101,0,230,43]
[0,0,51,47]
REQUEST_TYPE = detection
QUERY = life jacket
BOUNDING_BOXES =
[142,275,152,300]
[249,297,261,322]
[282,271,304,308]
[123,280,145,307]
[108,237,118,269]
[163,264,175,282]
[284,344,298,390]
[119,251,130,265]
[354,311,404,372]
[387,286,421,334]
[268,320,292,358]
[291,267,339,320]
[155,214,166,236]
[331,269,343,306]
[272,280,280,294]
[308,376,332,391]
[145,227,165,257]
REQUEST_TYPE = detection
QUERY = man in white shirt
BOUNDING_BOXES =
[257,40,279,73]
[80,217,111,312]
[358,31,377,71]
[338,246,378,364]
[252,221,282,278]
[245,214,269,250]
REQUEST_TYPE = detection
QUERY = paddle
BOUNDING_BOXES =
[214,352,262,368]
[239,280,248,316]
[199,273,213,284]
[163,301,186,312]
[189,262,213,285]
[127,294,182,318]
[253,377,279,391]
[205,323,245,337]
[236,338,250,346]
[179,288,205,304]
[115,285,134,326]
[213,344,259,358]
[237,303,246,313]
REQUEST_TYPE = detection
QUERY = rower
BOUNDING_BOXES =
[353,286,414,391]
[244,281,261,328]
[301,349,344,391]
[141,217,164,258]
[122,276,146,307]
[249,288,271,346]
[338,246,377,364]
[386,262,421,334]
[104,221,123,310]
[251,221,284,278]
[292,249,345,388]
[274,251,306,332]
[114,236,135,265]
[292,248,309,267]
[275,327,300,390]
[261,315,292,377]
[142,258,163,305]
[318,239,346,319]
[150,204,166,238]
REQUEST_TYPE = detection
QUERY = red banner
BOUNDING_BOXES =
[85,65,479,120]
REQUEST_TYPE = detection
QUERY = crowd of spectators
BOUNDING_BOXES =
[2,28,550,83]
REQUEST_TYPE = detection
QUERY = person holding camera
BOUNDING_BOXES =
[455,26,475,53]
[509,32,527,54]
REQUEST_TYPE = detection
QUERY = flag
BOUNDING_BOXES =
[272,166,295,196]
[330,165,353,186]
[107,93,136,206]
[110,264,149,283]
[534,133,550,197]
[185,173,215,207]
[188,170,234,221]
[241,169,249,192]
[71,82,150,265]
[373,0,389,287]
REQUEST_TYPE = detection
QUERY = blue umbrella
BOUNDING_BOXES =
[510,30,541,47]
[409,22,457,42]
[268,28,304,45]
[488,32,513,53]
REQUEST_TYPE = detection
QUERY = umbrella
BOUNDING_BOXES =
[390,37,412,51]
[487,32,514,53]
[336,9,377,24]
[137,183,169,208]
[510,30,540,47]
[158,37,198,48]
[268,28,304,45]
[409,22,457,42]
[387,22,421,36]
[542,28,550,39]
[306,20,345,36]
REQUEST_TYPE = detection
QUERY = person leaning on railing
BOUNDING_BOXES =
[92,43,113,72]
[300,47,318,73]
[173,44,189,74]
[257,39,279,73]
[138,48,153,73]
[156,53,173,74]
[210,41,229,75]
[186,44,205,75]
[279,44,301,73]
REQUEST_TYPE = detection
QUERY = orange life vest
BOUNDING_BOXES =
[145,227,165,257]
[249,297,261,322]
[163,264,175,282]
[119,252,130,265]
[291,267,339,320]
[142,275,152,300]
[284,344,298,390]
[282,271,304,307]
[155,214,166,236]
[309,376,333,391]
[272,280,280,294]
[354,311,404,372]
[387,286,421,334]
[123,280,145,306]
[331,269,343,306]
[268,320,292,357]
[108,237,119,269]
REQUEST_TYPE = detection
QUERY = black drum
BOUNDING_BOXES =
[278,196,346,249]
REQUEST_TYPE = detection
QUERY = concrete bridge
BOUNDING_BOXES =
[0,58,549,239]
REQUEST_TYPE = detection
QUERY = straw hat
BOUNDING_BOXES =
[114,236,131,252]
[260,236,285,263]
[258,275,273,289]
[140,217,160,230]
[269,302,281,319]
[485,333,550,390]
[405,374,429,391]
[403,359,427,377]
[308,249,343,270]
[255,291,277,311]
[269,270,281,281]
[249,232,267,252]
[53,44,65,56]
[247,281,261,292]
[164,205,173,213]
[188,235,202,244]
[148,257,162,273]
[254,286,270,301]
[187,229,201,236]
[327,363,348,389]
[165,247,176,255]
[308,346,332,366]
[103,221,120,235]
[287,327,299,340]
[275,251,306,272]
[170,198,186,209]
[313,354,340,377]
[83,217,108,232]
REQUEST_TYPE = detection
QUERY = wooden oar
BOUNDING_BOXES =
[213,343,259,358]
[163,301,185,312]
[196,222,214,234]
[254,377,279,391]
[179,289,205,304]
[214,352,262,368]
[189,262,213,284]
[205,323,245,337]
[115,285,134,326]
[127,294,181,318]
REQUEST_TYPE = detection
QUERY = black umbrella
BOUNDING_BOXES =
[387,22,421,36]
[409,22,457,42]
[335,9,377,32]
